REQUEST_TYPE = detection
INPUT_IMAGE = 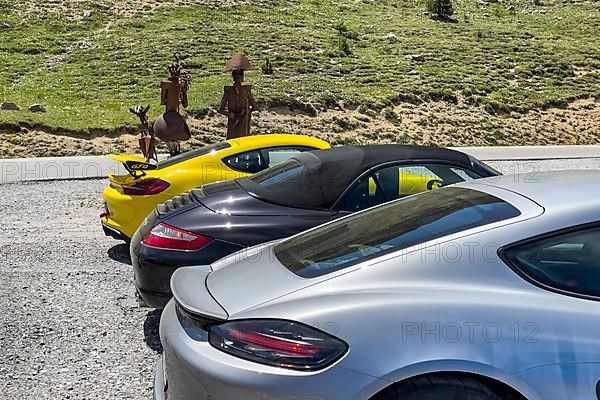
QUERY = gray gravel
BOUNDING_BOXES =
[1,159,599,399]
[0,179,160,399]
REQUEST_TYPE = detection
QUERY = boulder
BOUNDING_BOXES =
[387,33,398,44]
[405,54,425,62]
[28,104,47,113]
[1,102,20,111]
[77,41,92,49]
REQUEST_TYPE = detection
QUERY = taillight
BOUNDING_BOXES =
[142,223,213,251]
[123,179,170,195]
[208,319,348,371]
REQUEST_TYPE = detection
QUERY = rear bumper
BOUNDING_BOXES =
[102,184,158,239]
[154,356,167,400]
[135,264,179,309]
[157,301,379,400]
[131,239,243,309]
[101,220,130,242]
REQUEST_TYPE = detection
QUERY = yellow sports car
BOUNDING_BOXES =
[101,134,330,240]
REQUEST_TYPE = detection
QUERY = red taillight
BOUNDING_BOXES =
[207,319,348,371]
[142,223,213,251]
[123,179,170,195]
[228,329,322,357]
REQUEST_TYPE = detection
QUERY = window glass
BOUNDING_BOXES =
[337,163,483,212]
[224,146,313,173]
[503,225,600,297]
[157,142,231,169]
[223,150,264,173]
[275,187,520,278]
[451,167,477,181]
[262,148,306,167]
[249,160,306,186]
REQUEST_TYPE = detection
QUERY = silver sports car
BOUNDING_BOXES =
[155,170,600,400]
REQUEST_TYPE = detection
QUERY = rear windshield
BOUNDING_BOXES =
[249,159,306,186]
[275,187,520,278]
[157,142,231,169]
[238,158,335,209]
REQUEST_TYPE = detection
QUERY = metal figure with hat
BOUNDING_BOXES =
[154,60,193,156]
[217,54,258,139]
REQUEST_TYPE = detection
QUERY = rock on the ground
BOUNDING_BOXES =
[83,9,93,17]
[0,22,11,29]
[387,33,398,43]
[405,54,425,62]
[1,102,20,111]
[28,104,46,113]
[77,41,92,49]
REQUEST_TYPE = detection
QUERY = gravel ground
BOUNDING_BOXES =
[1,159,599,399]
[0,179,160,399]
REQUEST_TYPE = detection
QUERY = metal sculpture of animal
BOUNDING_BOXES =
[129,105,158,162]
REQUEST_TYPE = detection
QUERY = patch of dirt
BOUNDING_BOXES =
[17,0,276,20]
[0,98,598,158]
[110,0,276,16]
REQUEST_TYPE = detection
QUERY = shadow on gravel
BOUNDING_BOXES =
[108,243,131,265]
[144,309,163,354]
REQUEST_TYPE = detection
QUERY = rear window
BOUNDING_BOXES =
[275,187,520,278]
[157,142,231,169]
[250,160,306,186]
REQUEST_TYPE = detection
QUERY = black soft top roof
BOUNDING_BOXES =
[238,145,479,210]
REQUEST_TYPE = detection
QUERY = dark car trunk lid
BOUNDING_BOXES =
[192,180,337,217]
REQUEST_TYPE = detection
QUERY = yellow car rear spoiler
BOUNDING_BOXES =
[108,154,158,179]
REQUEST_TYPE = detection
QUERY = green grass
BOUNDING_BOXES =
[0,0,598,134]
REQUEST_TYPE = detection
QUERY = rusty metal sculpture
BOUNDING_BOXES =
[218,54,258,139]
[129,105,158,162]
[154,62,192,156]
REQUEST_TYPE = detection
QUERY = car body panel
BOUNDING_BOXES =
[101,134,329,239]
[158,171,600,400]
[192,180,339,217]
[133,146,499,308]
[202,184,542,316]
[157,300,382,400]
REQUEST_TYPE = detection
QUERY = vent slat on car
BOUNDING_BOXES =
[156,191,197,216]
[191,188,205,200]
[173,196,183,208]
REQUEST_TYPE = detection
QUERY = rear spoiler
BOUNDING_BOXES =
[108,154,158,179]
[171,267,228,320]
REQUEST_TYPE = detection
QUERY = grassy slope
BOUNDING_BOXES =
[0,0,598,135]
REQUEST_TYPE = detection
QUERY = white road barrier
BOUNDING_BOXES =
[0,146,598,184]
[453,145,600,161]
[0,155,127,183]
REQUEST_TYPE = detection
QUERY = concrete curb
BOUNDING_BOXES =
[0,155,132,184]
[451,145,600,161]
[0,154,166,184]
[1,146,598,184]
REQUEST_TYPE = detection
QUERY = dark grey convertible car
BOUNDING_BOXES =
[131,145,500,307]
